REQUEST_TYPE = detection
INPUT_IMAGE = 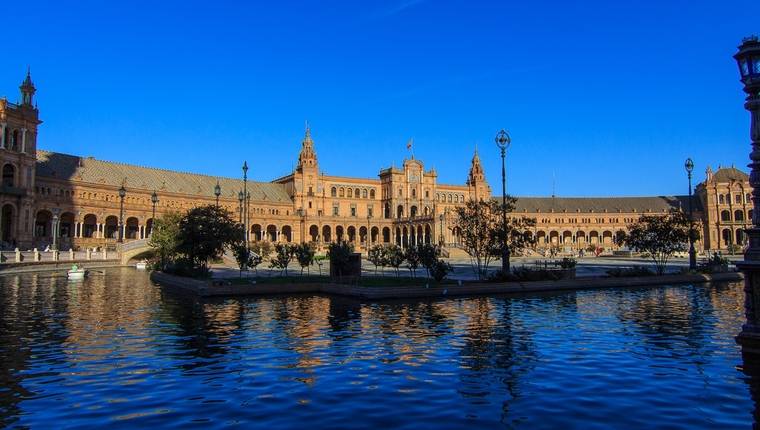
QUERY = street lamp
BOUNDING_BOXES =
[733,36,760,354]
[366,214,372,250]
[150,191,158,236]
[495,129,511,274]
[243,161,249,247]
[238,190,244,224]
[214,180,221,208]
[438,213,444,246]
[51,208,60,251]
[685,158,696,271]
[117,184,126,243]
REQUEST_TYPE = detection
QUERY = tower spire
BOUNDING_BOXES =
[20,67,36,106]
[297,122,317,171]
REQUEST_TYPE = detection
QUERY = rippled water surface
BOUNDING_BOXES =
[0,269,757,429]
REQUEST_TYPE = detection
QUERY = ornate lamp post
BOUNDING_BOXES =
[242,161,249,248]
[685,158,697,270]
[214,180,221,208]
[495,129,511,274]
[366,214,372,250]
[51,208,60,251]
[734,36,760,354]
[439,213,444,246]
[150,191,158,236]
[238,190,244,223]
[117,185,126,243]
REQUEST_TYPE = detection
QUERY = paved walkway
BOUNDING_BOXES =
[210,255,738,280]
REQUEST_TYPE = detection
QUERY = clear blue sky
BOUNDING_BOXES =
[3,1,758,196]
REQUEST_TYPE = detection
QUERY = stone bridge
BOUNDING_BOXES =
[117,238,153,264]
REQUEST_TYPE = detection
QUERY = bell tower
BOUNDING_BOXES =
[466,148,490,200]
[293,123,320,218]
[0,69,42,248]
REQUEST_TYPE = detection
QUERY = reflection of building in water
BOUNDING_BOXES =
[0,72,748,252]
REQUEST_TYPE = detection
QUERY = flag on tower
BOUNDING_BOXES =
[406,138,413,151]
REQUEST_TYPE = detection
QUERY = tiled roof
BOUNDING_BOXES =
[35,150,293,203]
[712,167,749,183]
[510,195,700,213]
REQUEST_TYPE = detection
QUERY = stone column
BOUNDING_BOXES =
[52,250,59,261]
[15,248,20,262]
[86,248,92,260]
[33,248,40,262]
[0,122,5,149]
[20,128,26,153]
[69,249,74,260]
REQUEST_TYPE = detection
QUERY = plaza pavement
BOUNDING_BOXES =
[210,255,741,281]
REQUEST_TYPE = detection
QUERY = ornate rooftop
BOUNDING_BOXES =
[35,150,292,203]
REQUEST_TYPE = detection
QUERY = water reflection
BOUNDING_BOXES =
[0,271,754,429]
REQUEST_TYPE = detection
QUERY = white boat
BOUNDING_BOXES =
[67,265,86,280]
[135,261,148,270]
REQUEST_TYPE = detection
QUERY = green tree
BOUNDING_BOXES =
[327,241,355,277]
[175,205,241,274]
[250,240,274,263]
[615,209,693,275]
[384,244,405,277]
[417,243,442,278]
[148,211,183,270]
[404,245,421,278]
[295,242,316,275]
[453,198,536,279]
[270,243,296,275]
[368,244,385,275]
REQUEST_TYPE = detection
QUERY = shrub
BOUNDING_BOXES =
[295,242,316,275]
[270,243,296,275]
[368,245,385,275]
[384,244,405,277]
[417,244,442,278]
[328,242,355,277]
[404,246,421,278]
[430,259,453,282]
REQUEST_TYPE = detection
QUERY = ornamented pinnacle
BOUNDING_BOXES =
[297,123,317,170]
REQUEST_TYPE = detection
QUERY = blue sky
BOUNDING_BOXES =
[2,0,758,196]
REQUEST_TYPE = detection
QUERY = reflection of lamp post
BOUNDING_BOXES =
[151,191,158,236]
[495,129,511,274]
[214,180,221,208]
[51,208,60,250]
[117,185,126,243]
[685,158,696,271]
[733,35,760,355]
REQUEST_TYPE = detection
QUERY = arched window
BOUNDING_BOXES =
[448,195,452,203]
[721,210,731,222]
[362,189,367,198]
[331,187,337,197]
[719,195,725,204]
[410,206,418,217]
[736,194,742,204]
[735,210,745,221]
[397,205,404,219]
[747,193,752,204]
[11,130,19,151]
[347,188,353,198]
[370,189,376,199]
[355,188,360,198]
[398,187,403,197]
[412,188,416,198]
[2,164,14,187]
[339,187,345,197]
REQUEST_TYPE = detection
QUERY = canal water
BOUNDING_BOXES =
[0,268,756,429]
